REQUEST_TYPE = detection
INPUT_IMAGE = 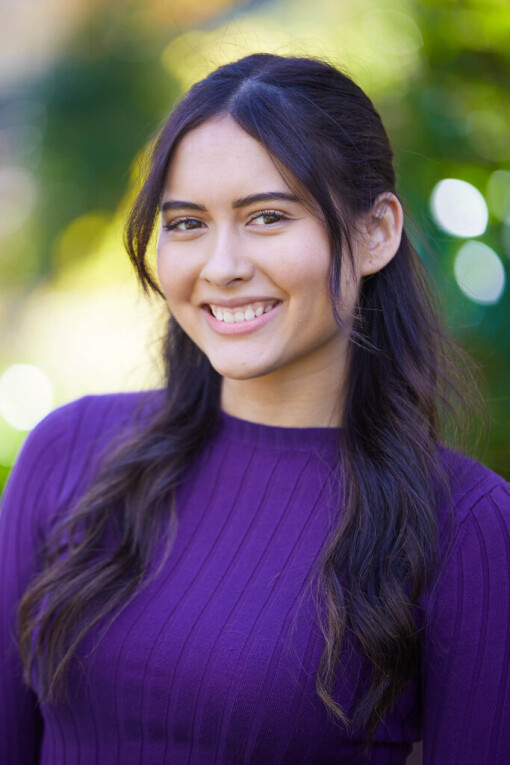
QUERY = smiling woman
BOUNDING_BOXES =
[1,54,509,765]
[156,115,399,423]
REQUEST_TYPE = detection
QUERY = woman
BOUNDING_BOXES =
[1,53,509,764]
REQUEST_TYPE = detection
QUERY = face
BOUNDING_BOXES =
[157,115,361,384]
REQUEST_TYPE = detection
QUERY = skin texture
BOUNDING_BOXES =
[157,116,403,427]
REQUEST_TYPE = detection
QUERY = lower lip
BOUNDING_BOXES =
[202,303,281,335]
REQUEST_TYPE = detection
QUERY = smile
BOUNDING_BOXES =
[208,300,279,323]
[202,299,282,336]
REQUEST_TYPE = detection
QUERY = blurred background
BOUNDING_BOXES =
[1,4,508,761]
[1,0,509,496]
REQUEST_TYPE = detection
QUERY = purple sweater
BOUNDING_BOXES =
[1,392,509,764]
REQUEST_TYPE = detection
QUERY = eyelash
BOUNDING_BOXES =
[162,209,288,232]
[248,209,288,225]
[162,217,202,232]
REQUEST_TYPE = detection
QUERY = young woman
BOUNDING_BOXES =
[1,53,509,765]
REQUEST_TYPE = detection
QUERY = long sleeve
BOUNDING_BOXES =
[3,393,509,764]
[421,480,510,763]
[0,402,82,765]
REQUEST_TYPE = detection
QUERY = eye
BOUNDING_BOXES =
[249,210,288,226]
[163,217,204,232]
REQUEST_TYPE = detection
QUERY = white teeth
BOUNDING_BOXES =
[209,301,278,323]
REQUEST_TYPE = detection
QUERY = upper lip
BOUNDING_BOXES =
[200,297,281,308]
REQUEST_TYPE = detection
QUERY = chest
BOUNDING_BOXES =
[39,444,417,763]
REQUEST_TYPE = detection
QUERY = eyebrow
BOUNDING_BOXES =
[160,191,300,213]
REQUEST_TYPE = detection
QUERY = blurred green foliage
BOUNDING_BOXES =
[0,0,509,492]
[6,24,180,285]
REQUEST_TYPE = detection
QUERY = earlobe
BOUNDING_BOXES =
[360,192,403,276]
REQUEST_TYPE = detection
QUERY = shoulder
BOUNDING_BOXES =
[421,451,510,660]
[423,448,510,615]
[15,389,163,470]
[34,388,162,439]
[437,446,509,540]
[2,389,165,535]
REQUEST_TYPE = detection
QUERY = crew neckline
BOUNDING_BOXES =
[217,410,341,452]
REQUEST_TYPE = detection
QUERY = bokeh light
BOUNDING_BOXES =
[430,179,488,238]
[454,241,506,305]
[0,364,54,431]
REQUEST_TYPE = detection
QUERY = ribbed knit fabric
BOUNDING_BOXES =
[1,391,509,764]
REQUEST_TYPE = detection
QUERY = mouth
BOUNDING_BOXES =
[203,299,281,324]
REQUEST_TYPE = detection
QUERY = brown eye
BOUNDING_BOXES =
[164,218,204,232]
[249,210,287,226]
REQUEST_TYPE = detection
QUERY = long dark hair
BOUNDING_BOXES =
[19,53,469,740]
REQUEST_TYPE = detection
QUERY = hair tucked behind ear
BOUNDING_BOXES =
[19,53,474,741]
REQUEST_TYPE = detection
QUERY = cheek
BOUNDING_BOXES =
[281,250,359,332]
[157,247,195,306]
[287,228,332,290]
[281,252,331,309]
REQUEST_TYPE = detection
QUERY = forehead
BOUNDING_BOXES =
[163,116,292,198]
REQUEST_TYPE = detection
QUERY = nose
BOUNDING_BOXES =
[199,227,255,287]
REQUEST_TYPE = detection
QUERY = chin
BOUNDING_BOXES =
[212,365,266,381]
[209,357,277,381]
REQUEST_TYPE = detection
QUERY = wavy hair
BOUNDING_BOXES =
[19,53,471,740]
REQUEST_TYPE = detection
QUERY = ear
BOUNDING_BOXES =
[359,192,403,276]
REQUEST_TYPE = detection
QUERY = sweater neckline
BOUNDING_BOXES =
[217,410,341,452]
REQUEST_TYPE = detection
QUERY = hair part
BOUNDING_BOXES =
[19,53,473,742]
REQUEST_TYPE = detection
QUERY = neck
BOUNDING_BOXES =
[220,353,347,428]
